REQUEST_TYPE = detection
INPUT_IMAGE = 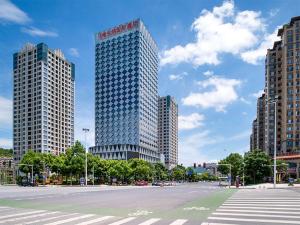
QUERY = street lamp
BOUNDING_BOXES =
[82,128,90,186]
[268,95,278,188]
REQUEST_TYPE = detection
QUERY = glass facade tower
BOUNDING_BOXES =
[90,19,160,162]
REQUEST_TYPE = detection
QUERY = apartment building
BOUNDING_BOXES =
[158,96,178,169]
[13,43,75,161]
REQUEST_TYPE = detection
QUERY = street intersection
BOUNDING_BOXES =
[0,183,299,224]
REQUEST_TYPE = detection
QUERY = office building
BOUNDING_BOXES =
[158,96,178,169]
[90,19,160,162]
[13,43,75,161]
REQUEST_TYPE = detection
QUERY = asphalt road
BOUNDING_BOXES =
[0,182,232,225]
[1,183,299,225]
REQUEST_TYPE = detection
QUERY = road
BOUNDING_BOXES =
[0,183,299,224]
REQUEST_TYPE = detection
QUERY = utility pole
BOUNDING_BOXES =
[82,128,90,186]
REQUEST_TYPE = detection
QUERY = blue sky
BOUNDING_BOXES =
[0,0,299,165]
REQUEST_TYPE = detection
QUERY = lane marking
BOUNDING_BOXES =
[15,213,79,225]
[44,214,95,225]
[75,216,114,225]
[169,219,188,225]
[226,200,300,202]
[107,217,137,225]
[229,198,300,200]
[0,211,58,224]
[0,210,45,220]
[0,208,13,212]
[213,212,300,219]
[223,203,300,207]
[217,209,300,214]
[201,223,238,225]
[208,216,300,224]
[220,206,300,211]
[138,218,161,225]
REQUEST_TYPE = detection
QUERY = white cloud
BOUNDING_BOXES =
[21,27,58,37]
[169,72,187,81]
[242,112,248,116]
[251,89,264,98]
[69,48,80,57]
[182,75,241,112]
[203,70,214,77]
[268,8,279,17]
[178,129,252,165]
[0,96,12,127]
[0,0,30,24]
[240,97,251,105]
[0,138,12,149]
[178,113,205,130]
[241,27,280,64]
[229,129,251,141]
[169,74,183,81]
[179,131,217,165]
[160,0,274,67]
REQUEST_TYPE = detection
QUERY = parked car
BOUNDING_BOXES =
[135,180,148,186]
[20,177,35,187]
[152,181,163,186]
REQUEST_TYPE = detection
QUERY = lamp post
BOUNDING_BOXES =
[268,96,278,188]
[82,128,90,186]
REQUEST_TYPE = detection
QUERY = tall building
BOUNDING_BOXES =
[90,19,160,162]
[250,16,300,178]
[264,41,283,156]
[250,119,258,150]
[257,93,266,151]
[158,96,178,169]
[13,43,75,161]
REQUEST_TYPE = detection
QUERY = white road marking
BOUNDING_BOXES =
[15,213,79,225]
[75,216,114,225]
[217,209,300,214]
[208,216,300,224]
[230,198,300,200]
[138,218,161,225]
[169,219,188,225]
[0,211,58,223]
[107,217,136,225]
[201,223,238,225]
[223,203,300,207]
[0,207,12,212]
[220,206,300,211]
[0,210,45,220]
[44,214,95,225]
[213,212,300,219]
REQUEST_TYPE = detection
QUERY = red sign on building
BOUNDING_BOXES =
[98,20,139,40]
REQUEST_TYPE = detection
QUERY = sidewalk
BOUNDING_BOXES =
[231,183,300,189]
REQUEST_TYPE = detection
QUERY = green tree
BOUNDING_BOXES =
[0,148,13,157]
[19,150,44,175]
[244,150,272,184]
[218,153,243,183]
[153,163,168,181]
[172,165,186,181]
[129,159,153,181]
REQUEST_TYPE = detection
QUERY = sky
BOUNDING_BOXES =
[0,0,299,166]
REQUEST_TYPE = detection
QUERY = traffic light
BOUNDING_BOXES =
[8,160,11,168]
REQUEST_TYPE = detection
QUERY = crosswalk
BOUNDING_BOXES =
[202,188,300,225]
[0,206,190,225]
